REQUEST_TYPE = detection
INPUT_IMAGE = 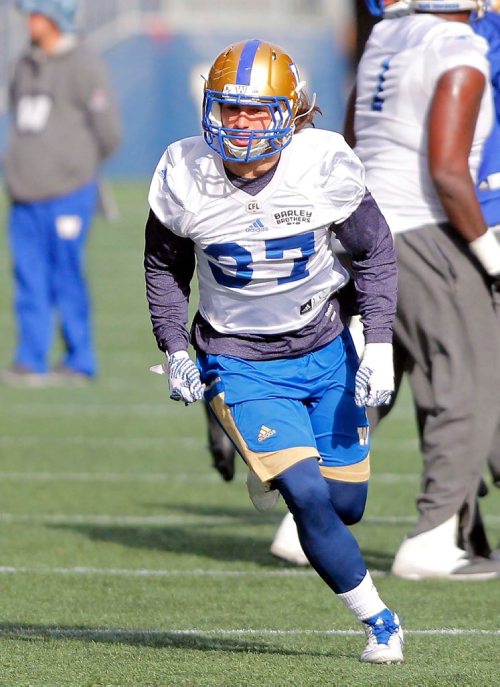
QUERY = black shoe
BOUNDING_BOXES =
[489,464,500,488]
[205,403,236,481]
[210,438,236,482]
[478,478,489,498]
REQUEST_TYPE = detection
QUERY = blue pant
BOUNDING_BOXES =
[8,181,98,375]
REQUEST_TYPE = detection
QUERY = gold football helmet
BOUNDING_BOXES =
[202,39,306,162]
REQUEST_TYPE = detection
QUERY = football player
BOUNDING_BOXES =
[273,0,500,574]
[145,39,404,663]
[344,0,500,579]
[270,0,415,569]
[474,0,500,490]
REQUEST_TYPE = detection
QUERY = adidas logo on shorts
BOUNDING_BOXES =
[258,425,276,442]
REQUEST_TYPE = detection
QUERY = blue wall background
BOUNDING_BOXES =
[1,29,349,179]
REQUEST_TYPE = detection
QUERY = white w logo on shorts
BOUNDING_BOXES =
[357,426,369,446]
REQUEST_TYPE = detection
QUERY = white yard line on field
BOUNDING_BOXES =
[0,436,199,448]
[0,513,258,525]
[0,435,420,450]
[0,471,226,483]
[0,471,421,484]
[0,511,499,526]
[0,565,319,578]
[0,403,183,418]
[0,625,497,638]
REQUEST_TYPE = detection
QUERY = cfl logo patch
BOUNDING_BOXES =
[357,426,370,446]
[246,200,261,213]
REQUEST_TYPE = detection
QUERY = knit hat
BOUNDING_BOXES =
[16,0,77,34]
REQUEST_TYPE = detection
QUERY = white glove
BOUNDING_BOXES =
[469,231,500,278]
[354,342,394,408]
[150,351,204,404]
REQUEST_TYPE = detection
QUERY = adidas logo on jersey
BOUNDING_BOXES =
[246,218,268,233]
[257,425,276,442]
[300,286,332,315]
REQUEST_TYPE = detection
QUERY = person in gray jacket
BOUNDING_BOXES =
[1,0,121,386]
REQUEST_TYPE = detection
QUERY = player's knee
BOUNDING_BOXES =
[338,503,365,525]
[327,480,368,525]
[274,458,330,514]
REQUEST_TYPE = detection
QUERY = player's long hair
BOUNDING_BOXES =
[294,91,322,133]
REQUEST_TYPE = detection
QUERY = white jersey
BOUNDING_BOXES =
[149,128,365,335]
[354,14,493,234]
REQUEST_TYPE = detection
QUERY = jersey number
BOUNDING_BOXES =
[371,58,392,112]
[205,232,316,288]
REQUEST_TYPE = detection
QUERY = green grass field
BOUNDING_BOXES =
[0,182,498,687]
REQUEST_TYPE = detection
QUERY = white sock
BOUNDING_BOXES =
[337,571,386,622]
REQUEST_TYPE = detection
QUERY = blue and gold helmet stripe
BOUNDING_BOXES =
[236,39,261,85]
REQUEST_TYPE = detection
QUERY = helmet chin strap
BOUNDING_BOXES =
[222,111,288,161]
[224,137,271,161]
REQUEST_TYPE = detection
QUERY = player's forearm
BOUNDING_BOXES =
[145,256,191,353]
[147,291,190,354]
[144,210,195,354]
[335,191,398,343]
[431,169,488,242]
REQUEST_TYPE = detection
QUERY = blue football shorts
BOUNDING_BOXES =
[197,329,370,483]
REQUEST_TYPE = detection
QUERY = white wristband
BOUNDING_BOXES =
[469,231,500,277]
[166,350,189,362]
[361,342,393,373]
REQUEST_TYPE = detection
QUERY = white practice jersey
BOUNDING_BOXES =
[149,128,365,335]
[354,14,493,234]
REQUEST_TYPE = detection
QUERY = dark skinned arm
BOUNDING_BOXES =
[427,66,488,242]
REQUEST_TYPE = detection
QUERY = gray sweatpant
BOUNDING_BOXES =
[371,223,500,541]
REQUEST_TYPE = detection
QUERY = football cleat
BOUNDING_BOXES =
[270,512,309,566]
[246,470,280,511]
[447,556,500,580]
[391,515,500,580]
[360,609,404,664]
